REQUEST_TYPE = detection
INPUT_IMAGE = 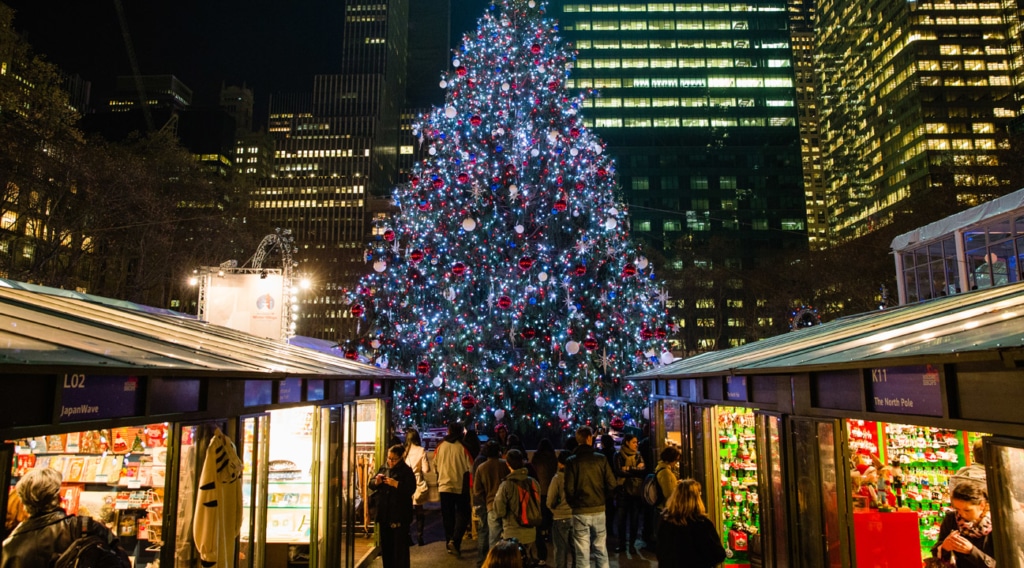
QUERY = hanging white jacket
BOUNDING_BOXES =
[193,428,244,568]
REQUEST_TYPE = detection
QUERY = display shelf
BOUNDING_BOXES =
[716,407,760,565]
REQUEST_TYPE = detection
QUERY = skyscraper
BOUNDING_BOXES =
[815,0,1024,244]
[552,0,807,351]
[258,0,410,340]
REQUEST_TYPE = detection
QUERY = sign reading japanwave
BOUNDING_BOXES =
[60,374,143,422]
[869,364,943,417]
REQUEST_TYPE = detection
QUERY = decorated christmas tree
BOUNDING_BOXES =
[346,0,672,434]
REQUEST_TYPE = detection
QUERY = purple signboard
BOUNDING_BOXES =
[869,364,943,417]
[726,376,749,402]
[277,378,303,403]
[59,374,143,422]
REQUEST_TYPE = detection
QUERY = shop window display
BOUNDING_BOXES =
[847,419,987,563]
[8,425,169,568]
[716,407,759,565]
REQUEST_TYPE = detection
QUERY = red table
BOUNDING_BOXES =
[854,511,923,567]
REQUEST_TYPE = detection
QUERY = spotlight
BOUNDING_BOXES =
[260,270,268,279]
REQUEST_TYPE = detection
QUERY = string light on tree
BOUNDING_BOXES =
[346,0,670,432]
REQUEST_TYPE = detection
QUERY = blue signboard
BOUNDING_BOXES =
[277,378,303,403]
[307,380,325,402]
[726,376,749,402]
[869,364,943,417]
[59,374,143,422]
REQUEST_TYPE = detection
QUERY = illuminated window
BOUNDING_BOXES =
[709,76,736,87]
[664,220,682,231]
[592,3,618,11]
[650,58,677,68]
[973,123,994,134]
[635,219,652,231]
[677,20,703,29]
[623,39,650,48]
[654,118,681,127]
[649,19,675,29]
[708,58,732,67]
[681,97,708,107]
[594,78,622,88]
[976,139,996,149]
[679,39,704,48]
[652,78,680,87]
[621,3,649,11]
[625,118,653,127]
[940,45,961,55]
[620,20,647,29]
[990,75,1011,85]
[594,59,621,68]
[577,59,593,69]
[623,97,650,107]
[593,40,620,49]
[926,123,948,134]
[680,58,705,67]
[727,318,745,327]
[682,118,710,126]
[625,78,649,87]
[622,58,649,68]
[691,176,709,189]
[595,98,623,107]
[596,118,623,127]
[652,98,679,107]
[711,98,736,107]
[781,219,804,230]
[952,139,973,150]
[697,319,715,327]
[764,77,792,87]
[705,19,730,29]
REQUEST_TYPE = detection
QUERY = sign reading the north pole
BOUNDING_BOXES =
[60,374,143,422]
[868,364,943,417]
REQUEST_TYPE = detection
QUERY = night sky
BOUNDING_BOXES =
[5,0,489,115]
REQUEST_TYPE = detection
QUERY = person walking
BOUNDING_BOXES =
[473,441,510,567]
[403,429,431,546]
[368,444,417,568]
[532,439,559,563]
[546,451,574,568]
[435,422,473,558]
[493,450,541,565]
[564,426,617,568]
[612,434,646,555]
[2,469,124,568]
[656,479,726,568]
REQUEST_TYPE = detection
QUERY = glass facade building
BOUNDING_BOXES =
[816,0,1024,245]
[552,0,807,352]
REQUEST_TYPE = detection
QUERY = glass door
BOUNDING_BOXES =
[240,415,269,568]
[788,417,851,568]
[688,405,712,495]
[315,405,352,568]
[984,437,1024,566]
[168,422,229,568]
[755,412,788,568]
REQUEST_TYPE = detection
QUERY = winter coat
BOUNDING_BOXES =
[472,457,509,511]
[613,450,646,497]
[531,450,558,498]
[563,445,617,515]
[1,510,115,568]
[656,515,726,568]
[932,511,995,568]
[655,461,679,507]
[194,429,244,568]
[368,460,417,526]
[493,468,539,543]
[434,436,472,494]
[404,443,431,505]
[546,472,573,521]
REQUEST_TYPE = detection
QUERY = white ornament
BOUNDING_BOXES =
[432,376,443,387]
[495,409,506,421]
[531,148,540,157]
[509,184,519,197]
[660,351,675,365]
[547,130,559,142]
[370,339,381,349]
[596,396,607,408]
[637,256,649,270]
[604,217,617,230]
[558,409,570,421]
[497,127,506,136]
[538,271,549,282]
[642,407,651,420]
[592,143,603,154]
[608,207,619,217]
[570,148,579,156]
[373,260,387,273]
[452,58,461,67]
[443,287,456,301]
[463,217,477,231]
[428,146,437,155]
[502,82,511,91]
[444,106,457,118]
[538,65,546,73]
[529,0,536,7]
[566,340,580,355]
[515,224,525,234]
[378,356,389,369]
[440,80,448,89]
[567,108,577,115]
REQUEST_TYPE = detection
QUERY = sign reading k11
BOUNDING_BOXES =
[60,374,143,422]
[869,364,943,417]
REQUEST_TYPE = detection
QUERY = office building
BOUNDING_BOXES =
[108,74,192,113]
[552,0,807,352]
[816,0,1024,245]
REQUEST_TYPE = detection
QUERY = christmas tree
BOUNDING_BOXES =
[347,0,672,434]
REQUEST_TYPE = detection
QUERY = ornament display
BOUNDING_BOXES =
[383,229,396,242]
[344,349,358,360]
[432,376,443,387]
[416,361,430,375]
[370,339,381,349]
[494,409,506,421]
[350,305,365,317]
[497,295,513,309]
[566,340,580,354]
[584,338,598,351]
[461,394,477,409]
[410,249,425,263]
[595,396,607,407]
[452,262,468,276]
[623,263,637,277]
[518,256,535,270]
[373,260,387,273]
[463,217,477,231]
[610,416,625,430]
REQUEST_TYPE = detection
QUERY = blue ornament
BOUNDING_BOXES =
[529,297,537,305]
[540,361,549,370]
[609,291,616,299]
[495,145,504,152]
[435,335,443,344]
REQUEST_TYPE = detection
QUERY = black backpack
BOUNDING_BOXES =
[53,516,131,568]
[641,466,666,507]
[512,479,543,528]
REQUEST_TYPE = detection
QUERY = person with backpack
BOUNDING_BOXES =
[656,479,726,568]
[545,451,574,568]
[473,442,510,567]
[492,449,542,565]
[563,426,617,568]
[2,468,127,568]
[644,446,681,548]
[612,435,646,555]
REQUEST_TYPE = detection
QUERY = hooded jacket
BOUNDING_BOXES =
[493,467,539,543]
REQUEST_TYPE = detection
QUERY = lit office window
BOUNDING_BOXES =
[635,220,652,231]
[577,59,593,68]
[626,118,653,127]
[764,77,792,87]
[653,78,680,87]
[647,3,672,10]
[737,78,763,87]
[649,19,675,29]
[594,40,620,49]
[595,98,623,107]
[650,58,676,67]
[595,78,622,88]
[623,97,651,107]
[709,76,736,87]
[620,20,647,29]
[596,118,624,127]
[680,58,705,67]
[705,19,730,29]
[664,220,683,231]
[627,78,651,87]
[711,97,736,107]
[592,4,618,11]
[739,118,765,126]
[681,97,707,107]
[594,59,621,68]
[708,58,732,67]
[652,98,680,107]
[767,59,791,67]
[623,39,650,48]
[623,58,650,68]
[691,176,709,189]
[679,39,703,48]
[677,20,703,29]
[654,118,681,127]
[621,3,648,11]
[676,4,702,11]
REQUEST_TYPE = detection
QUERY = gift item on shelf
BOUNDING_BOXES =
[716,407,760,566]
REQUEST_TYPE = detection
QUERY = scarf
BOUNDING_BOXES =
[956,509,992,539]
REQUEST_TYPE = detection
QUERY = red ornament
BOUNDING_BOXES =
[411,176,420,188]
[531,43,542,54]
[432,178,445,189]
[522,328,537,339]
[575,181,585,190]
[457,172,470,184]
[570,127,580,138]
[497,295,513,309]
[584,338,599,351]
[470,115,482,126]
[383,229,396,242]
[456,66,467,76]
[461,394,477,409]
[344,349,358,360]
[611,416,625,430]
[518,256,535,270]
[574,264,587,276]
[416,360,431,374]
[403,407,412,417]
[548,81,559,92]
[452,262,467,276]
[410,249,425,263]
[640,328,654,340]
[350,304,365,317]
[655,328,668,339]
[598,167,608,177]
[418,201,430,211]
[623,263,637,277]
[554,199,568,212]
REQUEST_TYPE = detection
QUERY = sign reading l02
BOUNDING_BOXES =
[60,374,143,422]
[868,364,943,417]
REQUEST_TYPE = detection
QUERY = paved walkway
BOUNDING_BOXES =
[367,505,658,567]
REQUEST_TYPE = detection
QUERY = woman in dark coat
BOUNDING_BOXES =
[369,444,417,568]
[656,479,726,568]
[932,480,996,568]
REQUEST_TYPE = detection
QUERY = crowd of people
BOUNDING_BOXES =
[374,422,727,568]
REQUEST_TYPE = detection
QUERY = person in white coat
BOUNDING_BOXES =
[434,422,472,557]
[404,429,431,546]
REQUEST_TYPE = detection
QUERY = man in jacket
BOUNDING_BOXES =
[434,422,472,557]
[368,445,417,568]
[2,468,121,568]
[471,441,508,567]
[493,449,540,564]
[564,426,617,568]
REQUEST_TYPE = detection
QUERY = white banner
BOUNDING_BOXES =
[205,272,284,339]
